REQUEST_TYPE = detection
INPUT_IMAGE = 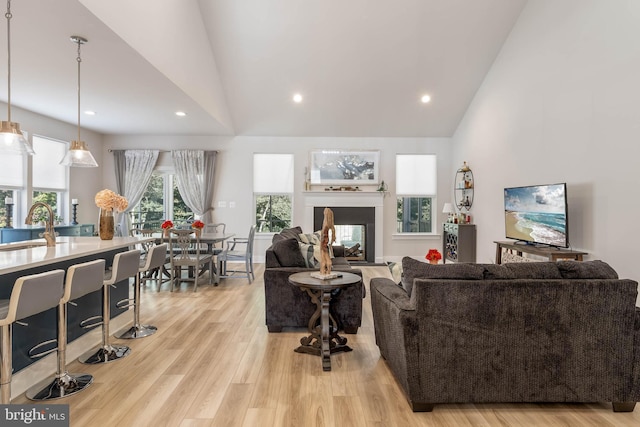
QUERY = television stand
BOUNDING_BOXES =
[494,241,587,264]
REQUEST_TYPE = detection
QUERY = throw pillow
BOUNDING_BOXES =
[272,226,303,244]
[299,231,322,245]
[271,238,306,267]
[386,261,403,285]
[556,260,618,279]
[298,230,334,266]
[502,262,562,279]
[401,256,485,296]
[299,242,319,268]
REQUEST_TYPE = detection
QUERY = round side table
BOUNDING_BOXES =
[288,271,361,371]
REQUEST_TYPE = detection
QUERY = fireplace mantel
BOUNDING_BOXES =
[303,192,384,263]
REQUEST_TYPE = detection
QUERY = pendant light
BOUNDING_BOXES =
[60,35,98,167]
[0,0,33,155]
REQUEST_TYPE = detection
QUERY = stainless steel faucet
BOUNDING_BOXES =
[25,202,57,246]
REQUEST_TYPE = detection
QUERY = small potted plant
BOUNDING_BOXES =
[191,220,205,236]
[161,220,174,237]
[425,249,442,265]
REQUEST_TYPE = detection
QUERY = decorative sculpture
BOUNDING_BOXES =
[311,207,338,280]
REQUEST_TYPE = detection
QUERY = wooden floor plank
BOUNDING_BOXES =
[10,263,640,426]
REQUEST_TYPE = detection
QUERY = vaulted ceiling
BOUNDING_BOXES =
[2,0,526,137]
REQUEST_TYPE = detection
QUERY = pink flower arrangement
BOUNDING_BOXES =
[191,220,205,230]
[94,189,128,212]
[425,249,442,262]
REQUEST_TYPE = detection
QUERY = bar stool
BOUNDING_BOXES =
[116,244,168,339]
[25,259,106,400]
[78,249,140,364]
[0,269,65,404]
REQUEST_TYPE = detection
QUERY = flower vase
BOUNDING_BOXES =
[429,260,438,265]
[98,208,115,240]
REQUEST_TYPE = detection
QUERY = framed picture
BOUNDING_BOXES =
[309,150,380,185]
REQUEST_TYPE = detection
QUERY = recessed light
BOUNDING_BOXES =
[421,94,431,104]
[293,93,303,103]
[84,110,96,116]
[175,111,187,117]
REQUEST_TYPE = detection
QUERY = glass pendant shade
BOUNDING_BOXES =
[60,140,98,167]
[0,120,33,154]
[0,1,32,156]
[63,35,98,167]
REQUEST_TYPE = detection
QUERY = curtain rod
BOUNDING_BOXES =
[108,149,218,153]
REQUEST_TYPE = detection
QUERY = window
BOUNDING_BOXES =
[254,153,293,233]
[396,154,437,233]
[32,136,68,218]
[0,142,24,226]
[130,171,194,228]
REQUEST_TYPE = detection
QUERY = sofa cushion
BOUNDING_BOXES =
[502,262,562,279]
[271,238,306,267]
[482,264,516,280]
[556,260,618,279]
[272,226,303,244]
[400,257,484,296]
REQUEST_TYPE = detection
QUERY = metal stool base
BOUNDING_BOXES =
[116,324,157,339]
[25,372,93,401]
[78,344,131,364]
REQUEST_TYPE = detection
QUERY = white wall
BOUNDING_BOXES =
[5,103,104,225]
[451,0,640,286]
[102,135,452,261]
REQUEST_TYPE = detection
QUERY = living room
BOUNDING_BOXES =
[0,0,639,424]
[3,0,636,281]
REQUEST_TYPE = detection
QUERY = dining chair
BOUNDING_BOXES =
[204,223,226,256]
[130,226,166,284]
[218,224,256,283]
[168,228,214,292]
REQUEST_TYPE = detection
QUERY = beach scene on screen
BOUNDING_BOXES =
[504,184,567,246]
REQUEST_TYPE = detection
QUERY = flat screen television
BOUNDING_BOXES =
[504,183,568,247]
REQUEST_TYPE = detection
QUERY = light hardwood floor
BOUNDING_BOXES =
[14,264,640,426]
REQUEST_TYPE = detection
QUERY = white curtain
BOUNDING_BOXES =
[113,149,159,236]
[172,150,217,224]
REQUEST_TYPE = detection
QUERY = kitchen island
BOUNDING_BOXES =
[0,236,151,372]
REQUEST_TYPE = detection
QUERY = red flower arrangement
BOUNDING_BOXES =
[191,220,205,230]
[425,249,442,263]
[161,220,174,229]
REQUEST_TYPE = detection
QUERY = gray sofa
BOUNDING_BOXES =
[371,257,640,412]
[264,226,365,333]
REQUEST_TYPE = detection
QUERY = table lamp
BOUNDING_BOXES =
[442,203,454,223]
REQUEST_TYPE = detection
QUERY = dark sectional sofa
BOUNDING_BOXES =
[371,257,640,412]
[264,226,365,333]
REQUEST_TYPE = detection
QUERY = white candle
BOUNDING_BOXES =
[4,197,12,204]
[71,198,78,205]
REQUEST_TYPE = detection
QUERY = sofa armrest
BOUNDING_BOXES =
[370,277,417,397]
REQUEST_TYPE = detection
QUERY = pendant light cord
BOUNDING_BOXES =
[76,38,82,142]
[5,0,12,122]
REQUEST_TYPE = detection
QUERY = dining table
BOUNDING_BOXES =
[153,231,236,284]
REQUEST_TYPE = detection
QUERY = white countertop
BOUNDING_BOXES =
[0,236,152,275]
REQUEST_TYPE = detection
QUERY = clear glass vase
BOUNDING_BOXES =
[99,208,115,240]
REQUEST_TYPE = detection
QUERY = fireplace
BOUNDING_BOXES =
[304,192,383,264]
[314,207,375,263]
